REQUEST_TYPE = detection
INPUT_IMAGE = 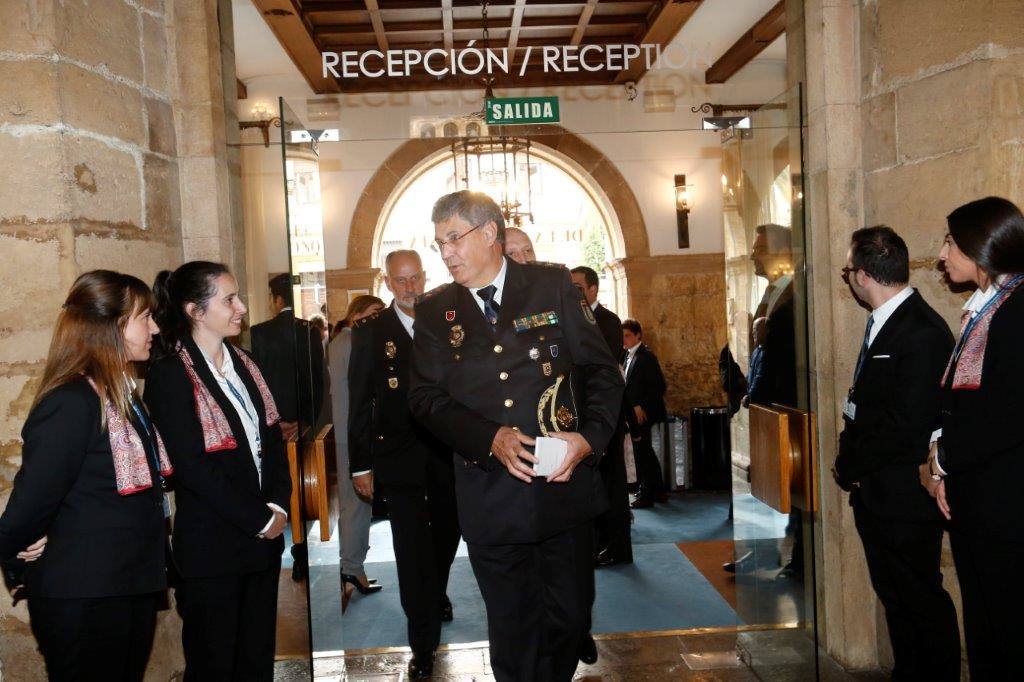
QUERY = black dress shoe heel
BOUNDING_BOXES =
[408,652,434,678]
[579,635,598,664]
[341,573,383,595]
[441,596,453,623]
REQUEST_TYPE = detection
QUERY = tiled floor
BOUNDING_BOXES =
[297,628,888,681]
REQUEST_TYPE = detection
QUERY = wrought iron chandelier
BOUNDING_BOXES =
[451,0,535,228]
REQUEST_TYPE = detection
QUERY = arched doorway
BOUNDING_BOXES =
[343,127,650,315]
[372,141,626,312]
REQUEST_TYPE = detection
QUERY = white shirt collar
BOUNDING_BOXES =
[590,300,599,311]
[963,275,1007,316]
[394,303,415,339]
[867,286,914,345]
[468,257,508,312]
[626,341,642,355]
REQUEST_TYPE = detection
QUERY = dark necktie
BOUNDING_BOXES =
[852,316,875,385]
[476,285,501,328]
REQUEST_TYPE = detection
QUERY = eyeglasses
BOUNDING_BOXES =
[840,266,859,284]
[389,272,424,288]
[435,221,487,250]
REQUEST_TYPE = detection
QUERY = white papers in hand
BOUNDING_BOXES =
[533,437,568,478]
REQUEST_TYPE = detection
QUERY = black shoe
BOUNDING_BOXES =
[408,652,434,678]
[441,595,453,623]
[578,635,598,664]
[723,551,753,574]
[594,548,631,568]
[341,573,383,595]
[291,561,307,582]
[630,497,654,509]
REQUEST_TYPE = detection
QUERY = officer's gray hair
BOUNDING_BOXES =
[431,190,506,246]
[384,249,422,273]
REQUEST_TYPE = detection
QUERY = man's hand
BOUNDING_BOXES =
[546,432,593,483]
[919,462,942,497]
[352,472,374,501]
[280,421,299,441]
[490,427,538,483]
[633,405,647,425]
[935,479,951,520]
[16,536,47,562]
[262,510,288,540]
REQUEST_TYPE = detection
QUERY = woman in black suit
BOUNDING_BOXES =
[920,196,1024,679]
[146,261,291,681]
[0,270,169,681]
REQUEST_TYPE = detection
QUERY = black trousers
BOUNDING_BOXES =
[469,522,594,682]
[177,561,280,682]
[949,529,1024,680]
[853,504,960,681]
[632,422,665,501]
[381,467,460,655]
[28,592,160,682]
[595,424,632,562]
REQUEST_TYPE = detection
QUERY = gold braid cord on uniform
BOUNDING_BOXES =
[536,375,564,436]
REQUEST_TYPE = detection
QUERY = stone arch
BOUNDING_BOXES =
[345,125,650,269]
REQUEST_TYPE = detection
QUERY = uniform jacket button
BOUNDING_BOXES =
[504,399,514,407]
[493,344,503,353]
[499,371,509,380]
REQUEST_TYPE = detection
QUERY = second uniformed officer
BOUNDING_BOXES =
[348,249,461,679]
[409,191,624,682]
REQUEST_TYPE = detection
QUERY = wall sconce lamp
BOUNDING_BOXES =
[239,101,281,148]
[675,174,693,248]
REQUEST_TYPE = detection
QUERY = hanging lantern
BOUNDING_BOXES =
[451,135,534,228]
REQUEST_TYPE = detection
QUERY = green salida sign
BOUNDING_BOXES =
[485,96,560,125]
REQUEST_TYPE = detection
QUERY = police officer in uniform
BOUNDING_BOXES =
[348,250,461,679]
[409,191,624,682]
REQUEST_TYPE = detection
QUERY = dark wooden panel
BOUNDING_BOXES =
[704,0,785,84]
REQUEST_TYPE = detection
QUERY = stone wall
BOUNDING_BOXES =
[0,1,244,678]
[801,0,1024,673]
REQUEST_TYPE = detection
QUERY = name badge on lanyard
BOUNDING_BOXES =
[842,396,856,421]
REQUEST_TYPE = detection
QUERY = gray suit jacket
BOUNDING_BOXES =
[328,329,353,475]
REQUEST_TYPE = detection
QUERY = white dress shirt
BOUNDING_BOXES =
[468,257,508,317]
[866,286,915,347]
[623,341,642,378]
[202,343,286,532]
[395,303,415,339]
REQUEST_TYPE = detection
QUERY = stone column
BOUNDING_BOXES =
[0,0,247,678]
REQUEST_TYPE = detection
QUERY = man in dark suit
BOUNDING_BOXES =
[621,319,668,509]
[250,273,325,581]
[348,250,461,679]
[833,226,960,681]
[409,191,624,682]
[571,266,631,567]
[250,273,325,439]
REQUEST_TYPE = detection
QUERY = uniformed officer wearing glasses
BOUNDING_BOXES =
[409,190,624,681]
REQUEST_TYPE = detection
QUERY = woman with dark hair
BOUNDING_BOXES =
[145,261,291,681]
[329,294,385,611]
[0,270,169,681]
[920,196,1024,678]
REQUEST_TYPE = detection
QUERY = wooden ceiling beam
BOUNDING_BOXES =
[613,0,703,84]
[363,0,389,51]
[704,0,785,84]
[507,0,526,54]
[570,0,599,46]
[441,0,454,54]
[250,0,340,94]
[312,14,646,39]
[302,0,653,12]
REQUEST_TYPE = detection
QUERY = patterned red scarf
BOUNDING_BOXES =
[943,276,1024,390]
[178,346,281,452]
[88,379,173,496]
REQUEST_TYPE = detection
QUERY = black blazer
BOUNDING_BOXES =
[940,285,1024,540]
[348,304,452,487]
[835,290,954,521]
[593,303,623,357]
[144,340,291,578]
[409,259,624,545]
[750,281,798,408]
[250,310,325,427]
[623,344,668,427]
[0,378,166,598]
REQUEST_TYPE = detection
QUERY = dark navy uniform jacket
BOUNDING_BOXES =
[409,257,624,545]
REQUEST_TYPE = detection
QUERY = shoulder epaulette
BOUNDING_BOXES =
[351,310,382,328]
[417,282,454,305]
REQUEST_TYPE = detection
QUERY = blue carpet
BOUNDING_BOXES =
[304,491,791,652]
